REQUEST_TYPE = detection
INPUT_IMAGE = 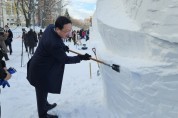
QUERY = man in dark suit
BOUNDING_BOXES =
[27,16,91,118]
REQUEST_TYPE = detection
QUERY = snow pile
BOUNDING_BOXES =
[92,0,178,118]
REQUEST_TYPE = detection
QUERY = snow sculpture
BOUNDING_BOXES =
[92,0,178,117]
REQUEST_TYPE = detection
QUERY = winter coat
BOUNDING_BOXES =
[26,30,38,47]
[27,24,81,94]
[38,31,43,40]
[0,60,7,79]
[5,29,13,45]
[22,32,28,45]
[0,33,9,53]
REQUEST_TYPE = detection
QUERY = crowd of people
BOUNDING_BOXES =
[0,24,42,117]
[0,25,14,89]
[65,28,90,46]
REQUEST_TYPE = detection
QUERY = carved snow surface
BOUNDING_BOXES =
[93,0,178,118]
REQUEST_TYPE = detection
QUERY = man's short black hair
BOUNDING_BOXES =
[55,16,72,30]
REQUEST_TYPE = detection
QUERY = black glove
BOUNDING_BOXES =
[78,53,91,60]
[64,46,69,53]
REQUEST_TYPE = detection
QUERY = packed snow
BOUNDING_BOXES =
[93,0,178,118]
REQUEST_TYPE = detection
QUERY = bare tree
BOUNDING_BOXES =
[64,9,70,19]
[71,17,91,29]
[14,0,34,27]
[39,0,69,28]
[14,0,69,27]
[14,0,20,26]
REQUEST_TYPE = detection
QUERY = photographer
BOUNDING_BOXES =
[0,50,11,88]
[0,59,16,88]
[0,61,11,88]
[0,28,9,61]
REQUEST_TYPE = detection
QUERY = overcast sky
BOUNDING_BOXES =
[65,0,97,20]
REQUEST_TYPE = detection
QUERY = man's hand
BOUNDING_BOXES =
[78,53,91,61]
[64,46,69,53]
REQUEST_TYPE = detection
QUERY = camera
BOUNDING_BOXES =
[7,67,16,74]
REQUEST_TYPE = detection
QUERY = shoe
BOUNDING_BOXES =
[46,114,58,118]
[46,103,57,111]
[40,114,58,118]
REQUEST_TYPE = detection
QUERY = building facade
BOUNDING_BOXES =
[0,0,63,28]
[0,0,26,27]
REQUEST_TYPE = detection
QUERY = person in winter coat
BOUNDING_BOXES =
[0,53,11,88]
[67,30,72,42]
[4,25,13,55]
[26,29,38,54]
[0,62,11,88]
[22,30,28,52]
[38,29,43,41]
[72,30,77,45]
[0,28,9,60]
[27,16,91,118]
[0,52,16,88]
[86,29,89,41]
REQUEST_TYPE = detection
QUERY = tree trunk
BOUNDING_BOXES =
[26,19,30,27]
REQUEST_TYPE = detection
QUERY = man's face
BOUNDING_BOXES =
[55,23,72,39]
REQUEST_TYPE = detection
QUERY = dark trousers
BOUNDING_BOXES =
[6,43,12,55]
[29,47,34,54]
[3,53,9,60]
[35,87,49,118]
[24,43,28,52]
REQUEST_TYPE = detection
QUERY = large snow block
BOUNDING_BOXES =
[94,0,178,118]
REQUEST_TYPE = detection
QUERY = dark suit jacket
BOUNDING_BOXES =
[27,24,81,93]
